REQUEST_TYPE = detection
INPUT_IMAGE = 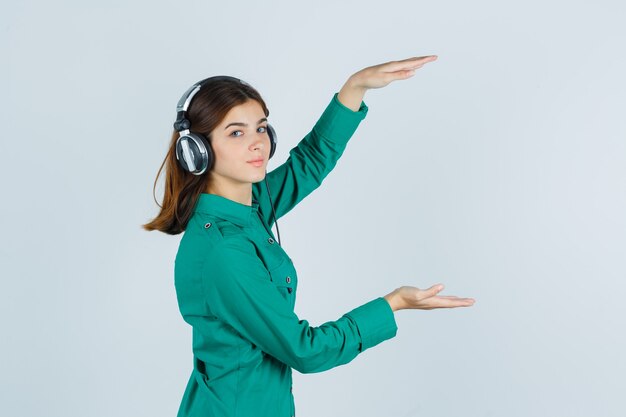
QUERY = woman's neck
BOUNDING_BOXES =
[205,181,253,206]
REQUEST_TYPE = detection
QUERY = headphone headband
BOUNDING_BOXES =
[175,76,247,115]
[174,76,247,132]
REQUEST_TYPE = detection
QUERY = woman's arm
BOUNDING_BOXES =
[199,238,397,374]
[337,79,367,112]
[253,55,439,226]
[253,93,367,226]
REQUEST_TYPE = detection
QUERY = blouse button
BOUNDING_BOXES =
[204,222,212,229]
[268,237,275,244]
[286,276,291,284]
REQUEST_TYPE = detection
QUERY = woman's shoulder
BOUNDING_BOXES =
[177,212,255,262]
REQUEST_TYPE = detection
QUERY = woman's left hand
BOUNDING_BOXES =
[349,55,438,90]
[338,55,437,111]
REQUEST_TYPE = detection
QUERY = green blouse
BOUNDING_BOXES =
[174,93,398,417]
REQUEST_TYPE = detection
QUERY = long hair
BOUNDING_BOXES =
[143,77,270,235]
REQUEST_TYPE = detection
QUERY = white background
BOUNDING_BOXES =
[1,1,625,416]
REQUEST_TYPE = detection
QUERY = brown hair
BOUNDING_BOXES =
[143,77,270,235]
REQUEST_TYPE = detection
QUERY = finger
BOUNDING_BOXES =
[417,296,472,308]
[398,69,416,79]
[400,55,437,63]
[437,295,471,300]
[383,55,437,72]
[420,283,445,300]
[433,297,476,308]
[403,55,437,68]
[378,69,413,86]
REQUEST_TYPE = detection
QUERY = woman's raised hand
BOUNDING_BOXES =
[338,55,438,111]
[351,55,438,90]
[383,284,475,312]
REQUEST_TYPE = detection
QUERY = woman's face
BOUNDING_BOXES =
[208,99,271,188]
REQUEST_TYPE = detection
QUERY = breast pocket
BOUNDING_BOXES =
[268,258,298,308]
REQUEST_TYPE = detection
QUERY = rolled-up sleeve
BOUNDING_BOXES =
[200,238,396,374]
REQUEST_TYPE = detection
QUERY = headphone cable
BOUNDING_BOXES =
[263,174,281,246]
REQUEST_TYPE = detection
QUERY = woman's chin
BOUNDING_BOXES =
[249,172,267,184]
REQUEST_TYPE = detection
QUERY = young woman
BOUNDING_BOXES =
[144,55,475,417]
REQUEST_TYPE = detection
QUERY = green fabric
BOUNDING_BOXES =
[174,93,398,417]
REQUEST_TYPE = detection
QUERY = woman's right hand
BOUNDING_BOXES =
[384,284,475,312]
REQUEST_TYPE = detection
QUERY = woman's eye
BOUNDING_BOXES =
[229,126,267,137]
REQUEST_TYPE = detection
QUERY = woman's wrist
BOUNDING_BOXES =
[383,290,402,312]
[337,77,367,112]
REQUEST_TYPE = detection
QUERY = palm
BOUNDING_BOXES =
[398,285,475,310]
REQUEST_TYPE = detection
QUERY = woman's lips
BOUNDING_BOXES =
[248,160,264,167]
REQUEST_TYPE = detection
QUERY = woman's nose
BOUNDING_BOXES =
[251,135,266,151]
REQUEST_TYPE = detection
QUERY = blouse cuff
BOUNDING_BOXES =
[312,93,369,145]
[343,297,398,352]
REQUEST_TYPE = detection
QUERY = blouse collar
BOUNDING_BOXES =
[193,193,259,227]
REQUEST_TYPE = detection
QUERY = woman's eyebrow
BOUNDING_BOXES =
[224,118,268,130]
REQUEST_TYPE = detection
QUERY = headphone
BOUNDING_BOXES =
[173,75,281,245]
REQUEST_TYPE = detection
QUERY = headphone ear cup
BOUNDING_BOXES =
[266,124,277,159]
[175,132,213,175]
